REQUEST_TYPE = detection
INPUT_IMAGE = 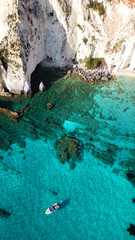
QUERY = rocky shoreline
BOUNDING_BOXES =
[41,60,115,83]
[65,65,114,83]
[0,64,114,97]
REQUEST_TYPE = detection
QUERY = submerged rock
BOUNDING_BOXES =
[0,155,4,160]
[47,189,58,196]
[126,172,135,186]
[0,107,19,120]
[19,104,30,117]
[127,224,135,236]
[46,103,54,110]
[55,136,83,169]
[89,142,116,166]
[0,209,11,218]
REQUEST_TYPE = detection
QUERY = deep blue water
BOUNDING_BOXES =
[0,75,135,240]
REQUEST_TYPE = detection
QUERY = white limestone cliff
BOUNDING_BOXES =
[0,0,135,94]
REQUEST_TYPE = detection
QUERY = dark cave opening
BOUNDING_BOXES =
[31,64,65,95]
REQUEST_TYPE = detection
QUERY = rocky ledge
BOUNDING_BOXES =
[65,65,115,84]
[70,65,114,83]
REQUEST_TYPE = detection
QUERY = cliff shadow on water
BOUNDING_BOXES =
[31,64,66,95]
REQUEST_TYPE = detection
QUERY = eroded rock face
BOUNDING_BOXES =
[18,0,46,94]
[0,1,25,94]
[0,0,135,94]
[0,0,46,94]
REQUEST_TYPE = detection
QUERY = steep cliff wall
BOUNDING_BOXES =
[0,0,135,94]
[0,0,24,94]
[0,0,46,94]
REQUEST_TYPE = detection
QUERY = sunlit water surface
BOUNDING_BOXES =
[0,75,135,240]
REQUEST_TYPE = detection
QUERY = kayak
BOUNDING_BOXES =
[45,202,59,214]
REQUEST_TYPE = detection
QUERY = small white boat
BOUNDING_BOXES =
[45,202,59,214]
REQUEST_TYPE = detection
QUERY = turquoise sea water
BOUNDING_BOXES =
[0,74,135,240]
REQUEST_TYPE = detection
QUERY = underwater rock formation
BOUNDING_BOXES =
[46,103,54,110]
[0,108,19,119]
[55,136,83,169]
[126,172,135,186]
[0,209,11,218]
[0,103,30,121]
[127,223,135,236]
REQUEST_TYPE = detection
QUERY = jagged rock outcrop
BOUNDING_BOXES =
[39,81,45,91]
[0,0,135,94]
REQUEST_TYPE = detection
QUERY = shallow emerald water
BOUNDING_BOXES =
[0,73,135,240]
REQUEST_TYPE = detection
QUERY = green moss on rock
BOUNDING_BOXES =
[83,37,88,45]
[85,56,104,69]
[76,24,83,31]
[87,1,105,15]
